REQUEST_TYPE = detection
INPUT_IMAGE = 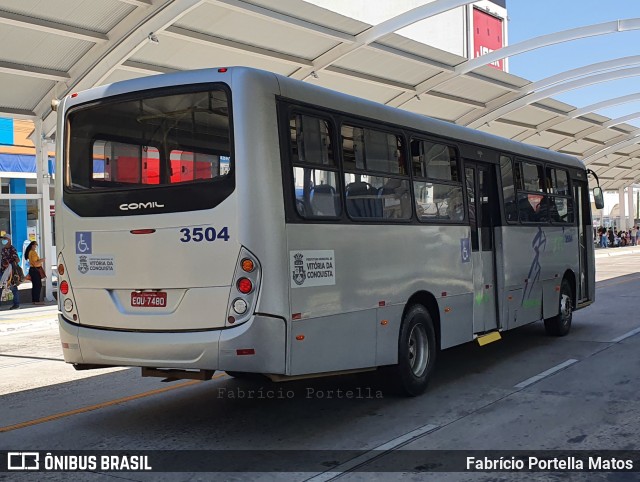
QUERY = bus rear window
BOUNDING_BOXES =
[67,88,232,191]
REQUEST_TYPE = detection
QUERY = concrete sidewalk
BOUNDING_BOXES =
[594,244,640,258]
[0,302,58,334]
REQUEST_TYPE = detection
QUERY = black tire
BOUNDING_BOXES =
[387,304,437,396]
[544,279,573,336]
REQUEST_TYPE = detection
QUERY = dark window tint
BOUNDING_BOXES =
[521,161,545,192]
[68,89,231,191]
[342,125,404,174]
[344,174,411,220]
[545,167,570,195]
[290,114,334,166]
[290,114,341,219]
[500,155,517,223]
[411,140,459,181]
[414,182,464,222]
[293,168,341,218]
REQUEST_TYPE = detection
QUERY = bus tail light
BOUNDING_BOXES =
[57,253,80,324]
[241,258,255,272]
[237,278,253,294]
[226,247,261,327]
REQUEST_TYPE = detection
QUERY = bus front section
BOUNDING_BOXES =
[56,77,285,377]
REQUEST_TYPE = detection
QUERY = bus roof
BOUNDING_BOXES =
[61,66,584,171]
[273,70,585,170]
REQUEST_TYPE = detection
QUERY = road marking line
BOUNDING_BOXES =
[611,326,640,343]
[596,277,640,288]
[0,373,226,433]
[305,423,439,482]
[514,359,578,389]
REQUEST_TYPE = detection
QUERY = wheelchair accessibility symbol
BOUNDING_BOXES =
[76,232,92,254]
[461,238,470,263]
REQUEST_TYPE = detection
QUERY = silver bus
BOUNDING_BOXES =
[55,67,602,396]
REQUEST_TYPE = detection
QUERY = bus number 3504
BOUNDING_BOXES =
[179,226,230,243]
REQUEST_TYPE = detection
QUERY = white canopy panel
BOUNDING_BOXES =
[0,0,639,190]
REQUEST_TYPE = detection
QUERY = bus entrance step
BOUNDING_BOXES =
[476,331,502,346]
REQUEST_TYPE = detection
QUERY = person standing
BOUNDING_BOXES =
[24,241,45,305]
[1,234,20,309]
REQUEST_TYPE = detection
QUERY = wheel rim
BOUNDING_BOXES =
[407,323,428,377]
[560,292,572,326]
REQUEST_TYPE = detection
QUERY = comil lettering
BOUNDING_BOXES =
[119,201,165,211]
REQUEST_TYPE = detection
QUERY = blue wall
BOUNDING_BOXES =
[0,118,13,146]
[9,178,27,262]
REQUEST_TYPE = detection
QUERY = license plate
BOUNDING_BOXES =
[131,292,167,308]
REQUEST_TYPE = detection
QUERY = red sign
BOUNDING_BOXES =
[473,8,504,71]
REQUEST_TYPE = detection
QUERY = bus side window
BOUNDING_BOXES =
[500,155,517,223]
[343,125,409,221]
[290,114,341,219]
[411,139,463,222]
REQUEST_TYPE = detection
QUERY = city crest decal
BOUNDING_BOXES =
[290,250,335,288]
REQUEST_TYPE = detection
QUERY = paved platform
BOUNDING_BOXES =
[594,245,640,258]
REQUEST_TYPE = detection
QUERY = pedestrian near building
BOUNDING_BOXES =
[24,241,45,305]
[0,234,20,309]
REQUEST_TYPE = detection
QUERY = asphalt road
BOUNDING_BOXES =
[1,251,639,481]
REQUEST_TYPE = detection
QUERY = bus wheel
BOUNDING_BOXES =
[544,279,573,337]
[389,305,437,396]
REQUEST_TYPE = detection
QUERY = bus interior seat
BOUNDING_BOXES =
[346,181,382,218]
[518,196,536,222]
[310,184,339,217]
[378,178,409,218]
[537,197,561,223]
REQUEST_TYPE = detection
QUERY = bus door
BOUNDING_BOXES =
[465,161,499,333]
[574,180,592,302]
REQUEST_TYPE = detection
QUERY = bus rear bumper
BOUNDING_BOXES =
[58,314,286,374]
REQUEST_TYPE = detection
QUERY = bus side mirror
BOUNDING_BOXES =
[593,187,604,210]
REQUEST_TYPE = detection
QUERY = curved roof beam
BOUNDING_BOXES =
[460,18,640,75]
[515,91,640,142]
[290,0,476,81]
[569,92,640,119]
[394,18,640,109]
[602,112,640,128]
[464,66,640,129]
[582,133,640,163]
[460,59,640,127]
[40,0,205,137]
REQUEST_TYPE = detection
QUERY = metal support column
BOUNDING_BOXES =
[618,187,626,230]
[628,185,636,228]
[34,120,54,302]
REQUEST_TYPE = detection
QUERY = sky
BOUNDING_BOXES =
[305,0,640,127]
[506,0,640,126]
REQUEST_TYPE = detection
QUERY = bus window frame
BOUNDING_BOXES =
[409,136,466,224]
[63,82,236,217]
[340,120,411,222]
[286,109,344,222]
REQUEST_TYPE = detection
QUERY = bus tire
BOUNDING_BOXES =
[388,304,437,396]
[544,279,573,337]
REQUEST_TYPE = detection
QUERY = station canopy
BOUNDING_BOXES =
[1,0,639,190]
